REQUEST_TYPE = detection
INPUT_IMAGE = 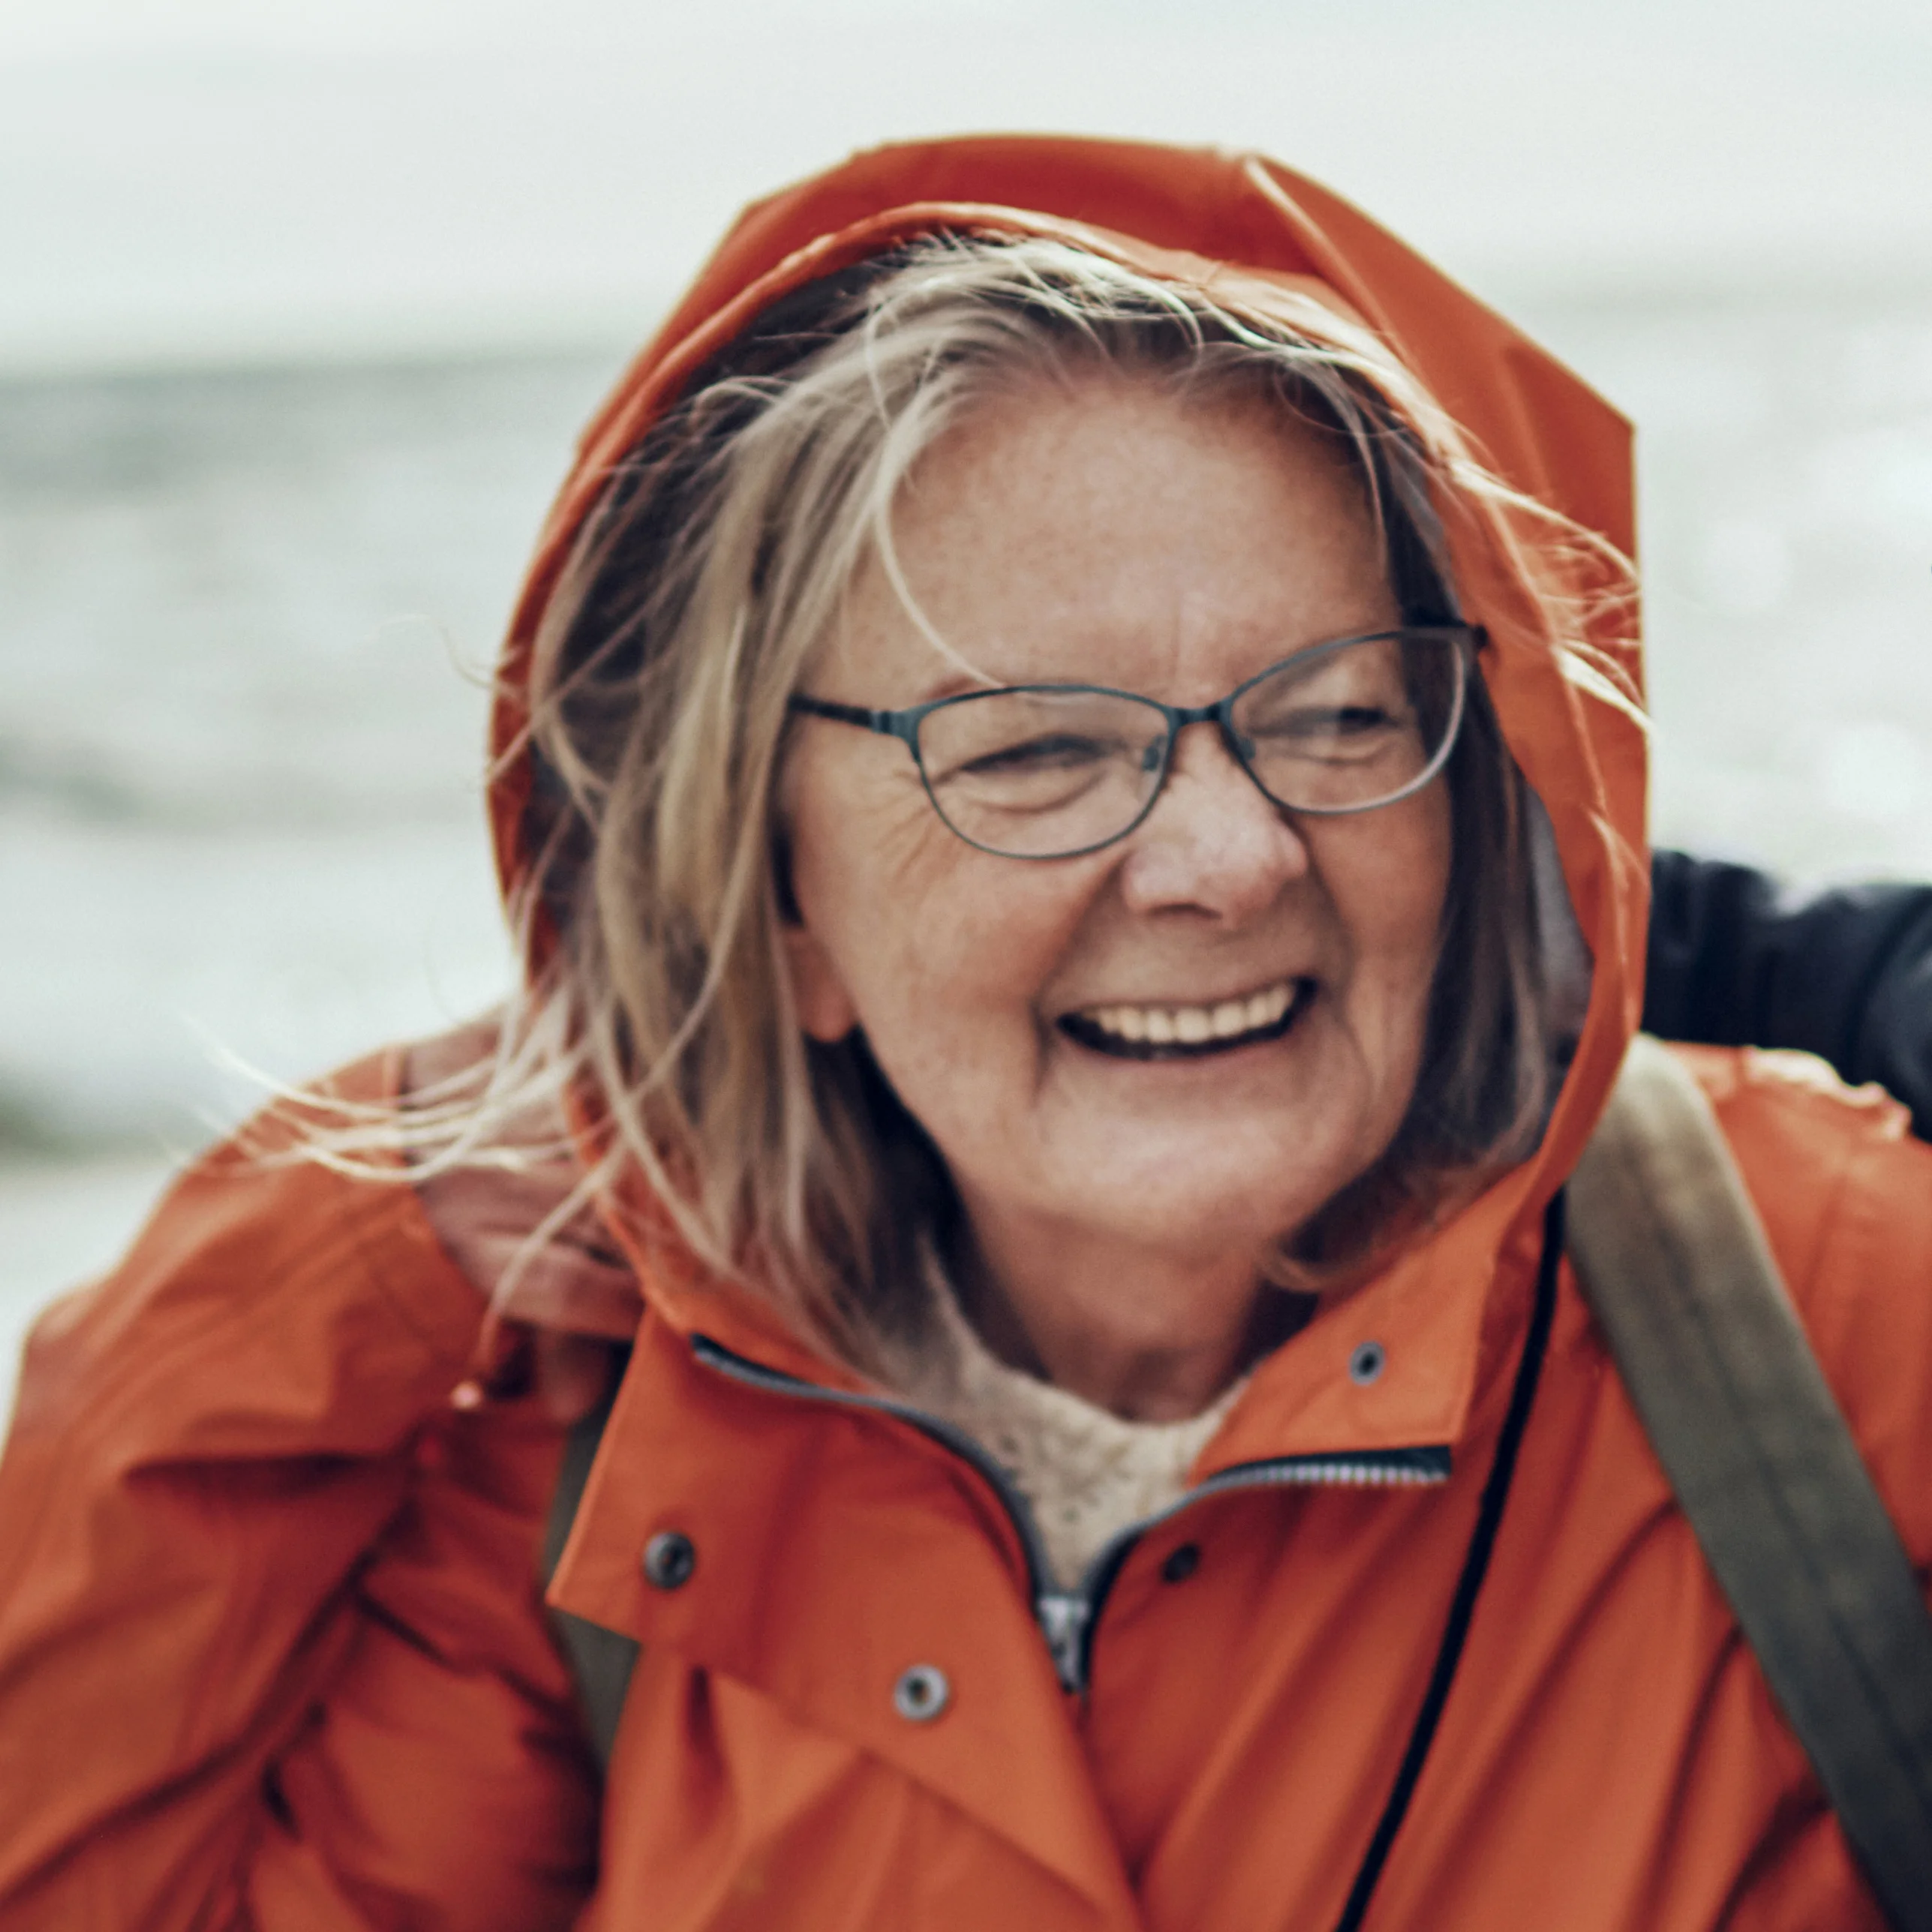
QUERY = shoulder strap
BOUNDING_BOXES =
[1568,1033,1932,1930]
[541,1363,641,1774]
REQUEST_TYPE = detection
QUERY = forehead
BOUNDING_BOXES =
[832,371,1397,705]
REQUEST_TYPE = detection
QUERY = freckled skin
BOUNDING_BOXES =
[780,374,1452,1418]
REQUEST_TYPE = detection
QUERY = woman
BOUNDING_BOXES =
[3,137,1930,1930]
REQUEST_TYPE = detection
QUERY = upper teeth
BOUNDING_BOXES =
[1079,980,1299,1045]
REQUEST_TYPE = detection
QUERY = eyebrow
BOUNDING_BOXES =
[888,614,1415,710]
[903,665,1010,707]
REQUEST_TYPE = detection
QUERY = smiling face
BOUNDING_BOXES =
[780,371,1453,1345]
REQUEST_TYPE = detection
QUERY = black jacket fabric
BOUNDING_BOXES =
[1648,851,1932,1137]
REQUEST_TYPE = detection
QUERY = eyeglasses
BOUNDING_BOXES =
[788,623,1479,860]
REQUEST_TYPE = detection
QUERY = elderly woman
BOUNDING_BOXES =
[3,137,1931,1931]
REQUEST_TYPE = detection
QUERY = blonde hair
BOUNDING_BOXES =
[338,233,1620,1365]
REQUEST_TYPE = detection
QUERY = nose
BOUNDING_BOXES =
[1115,720,1311,921]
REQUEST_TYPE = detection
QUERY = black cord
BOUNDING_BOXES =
[1330,1189,1567,1932]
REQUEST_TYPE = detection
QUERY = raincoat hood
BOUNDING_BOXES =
[487,134,1649,1420]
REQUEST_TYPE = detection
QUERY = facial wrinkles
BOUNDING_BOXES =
[781,370,1450,1345]
[903,390,1390,999]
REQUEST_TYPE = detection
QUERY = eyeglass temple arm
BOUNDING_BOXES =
[788,694,921,748]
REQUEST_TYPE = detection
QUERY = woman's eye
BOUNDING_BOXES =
[959,733,1113,776]
[1328,705,1402,736]
[1261,705,1404,744]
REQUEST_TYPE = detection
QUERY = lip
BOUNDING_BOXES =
[1056,976,1318,1062]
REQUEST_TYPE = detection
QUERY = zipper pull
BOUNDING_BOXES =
[1036,1590,1091,1693]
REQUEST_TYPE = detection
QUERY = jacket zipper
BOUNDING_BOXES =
[690,1333,1449,1696]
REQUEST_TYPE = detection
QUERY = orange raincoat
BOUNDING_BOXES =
[3,137,1930,1930]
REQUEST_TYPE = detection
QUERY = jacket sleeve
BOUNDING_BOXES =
[1645,850,1932,1139]
[0,1116,599,1930]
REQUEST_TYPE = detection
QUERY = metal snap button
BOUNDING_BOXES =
[1349,1340,1387,1386]
[641,1530,696,1590]
[1161,1543,1201,1585]
[892,1664,951,1723]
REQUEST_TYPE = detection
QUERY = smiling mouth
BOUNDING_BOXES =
[1058,978,1315,1062]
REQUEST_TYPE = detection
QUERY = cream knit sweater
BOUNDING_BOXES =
[885,1277,1248,1590]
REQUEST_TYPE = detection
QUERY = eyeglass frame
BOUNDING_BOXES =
[786,622,1484,861]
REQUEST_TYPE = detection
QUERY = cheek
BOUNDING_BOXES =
[859,870,1080,1041]
[1399,802,1456,974]
[784,746,1077,1053]
[1329,790,1454,1017]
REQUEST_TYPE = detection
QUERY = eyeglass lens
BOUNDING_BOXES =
[915,629,1465,859]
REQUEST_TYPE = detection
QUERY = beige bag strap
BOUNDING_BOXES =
[1570,1035,1932,1930]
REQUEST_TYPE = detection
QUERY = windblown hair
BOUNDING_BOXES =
[341,233,1619,1368]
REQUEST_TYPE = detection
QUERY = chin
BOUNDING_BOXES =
[1073,1160,1348,1260]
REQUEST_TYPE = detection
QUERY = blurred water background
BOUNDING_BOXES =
[4,0,1931,1414]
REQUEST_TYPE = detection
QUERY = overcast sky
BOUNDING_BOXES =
[2,0,1930,369]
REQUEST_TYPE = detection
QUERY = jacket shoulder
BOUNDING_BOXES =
[0,1052,592,1926]
[1675,1043,1932,1563]
[8,1048,485,1459]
